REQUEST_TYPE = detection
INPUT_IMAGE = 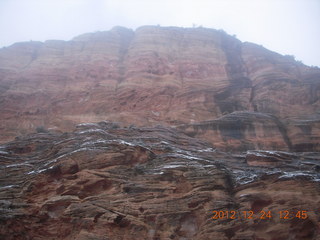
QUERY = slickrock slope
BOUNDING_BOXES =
[0,26,319,151]
[0,123,319,240]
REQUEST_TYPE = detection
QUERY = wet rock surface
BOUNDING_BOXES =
[0,25,320,239]
[0,123,319,240]
[0,26,319,152]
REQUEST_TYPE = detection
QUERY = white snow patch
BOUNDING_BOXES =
[81,139,110,146]
[0,185,17,190]
[197,148,215,152]
[279,171,313,179]
[77,129,107,135]
[27,165,55,175]
[5,163,32,168]
[162,164,184,169]
[116,140,135,146]
[77,123,99,128]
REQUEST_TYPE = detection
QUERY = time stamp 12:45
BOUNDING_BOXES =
[211,210,308,220]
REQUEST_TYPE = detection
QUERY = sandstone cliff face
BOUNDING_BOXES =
[1,27,320,239]
[0,123,319,240]
[0,26,319,151]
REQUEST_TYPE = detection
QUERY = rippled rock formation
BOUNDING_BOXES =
[0,26,319,151]
[0,26,320,239]
[0,123,319,239]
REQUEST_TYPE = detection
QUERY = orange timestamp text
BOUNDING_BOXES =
[211,210,308,220]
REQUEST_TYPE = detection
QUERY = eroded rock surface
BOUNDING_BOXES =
[0,26,319,151]
[0,123,319,239]
[0,26,319,239]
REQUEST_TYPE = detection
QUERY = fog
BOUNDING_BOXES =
[0,0,319,66]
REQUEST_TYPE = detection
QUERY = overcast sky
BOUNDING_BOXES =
[0,0,319,67]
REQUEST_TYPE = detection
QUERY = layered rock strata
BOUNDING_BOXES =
[0,26,319,151]
[0,123,319,239]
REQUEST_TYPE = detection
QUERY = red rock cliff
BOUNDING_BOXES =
[0,26,319,151]
[1,26,320,240]
[0,124,319,239]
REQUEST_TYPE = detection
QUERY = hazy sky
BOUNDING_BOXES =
[0,0,319,66]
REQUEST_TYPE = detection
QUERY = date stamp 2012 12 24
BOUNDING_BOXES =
[211,210,308,220]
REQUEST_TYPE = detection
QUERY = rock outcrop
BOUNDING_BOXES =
[0,26,319,151]
[0,123,319,239]
[0,26,319,239]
